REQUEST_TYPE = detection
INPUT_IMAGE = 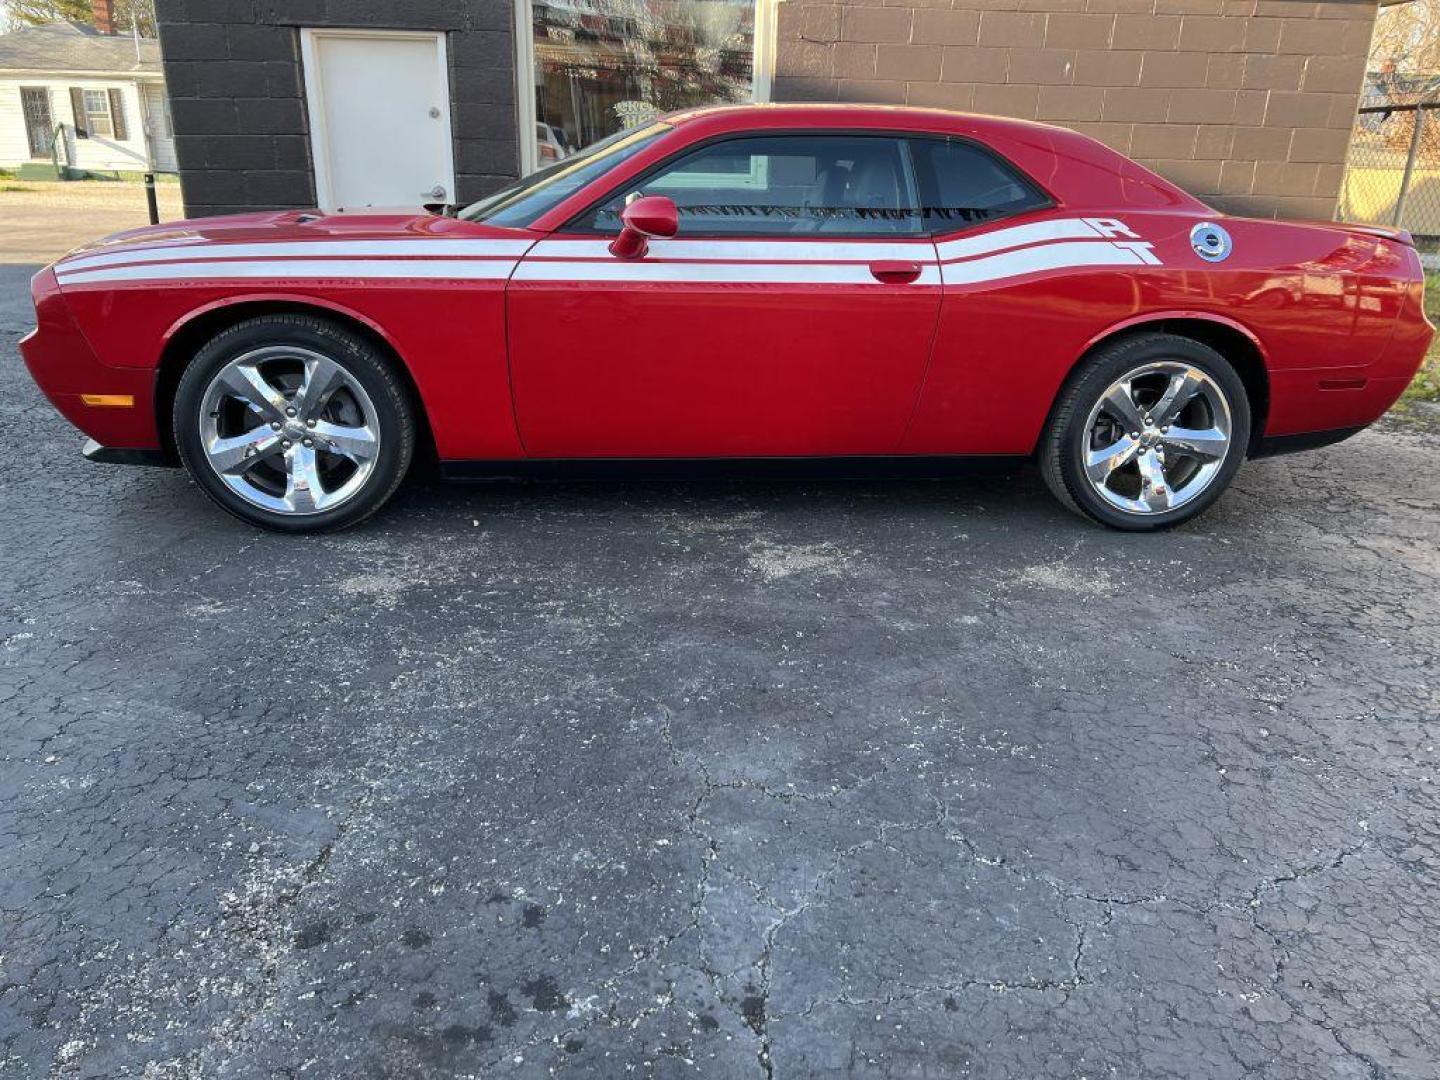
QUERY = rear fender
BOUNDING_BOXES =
[1078,310,1269,364]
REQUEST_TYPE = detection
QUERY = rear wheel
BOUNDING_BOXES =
[1040,334,1250,531]
[173,314,415,532]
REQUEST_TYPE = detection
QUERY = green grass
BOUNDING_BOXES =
[1398,269,1440,405]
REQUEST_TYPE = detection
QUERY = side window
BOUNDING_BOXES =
[581,135,923,237]
[909,138,1048,232]
[82,89,114,138]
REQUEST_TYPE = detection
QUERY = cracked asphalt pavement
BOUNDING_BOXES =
[2,261,1439,1078]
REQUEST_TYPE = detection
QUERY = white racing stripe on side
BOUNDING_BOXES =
[934,218,1105,262]
[941,241,1154,286]
[512,260,942,285]
[517,239,1156,286]
[56,238,536,274]
[57,258,520,286]
[53,234,1158,288]
[527,238,937,262]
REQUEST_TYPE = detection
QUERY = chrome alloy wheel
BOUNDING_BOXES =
[197,346,381,515]
[1080,361,1233,516]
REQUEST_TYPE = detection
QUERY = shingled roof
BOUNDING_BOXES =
[0,21,160,75]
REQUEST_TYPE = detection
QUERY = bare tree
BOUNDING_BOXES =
[6,0,94,26]
[6,0,156,36]
[1370,0,1440,74]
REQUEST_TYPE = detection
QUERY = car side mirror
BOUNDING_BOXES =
[609,195,679,259]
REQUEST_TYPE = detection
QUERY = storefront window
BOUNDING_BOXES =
[520,0,764,172]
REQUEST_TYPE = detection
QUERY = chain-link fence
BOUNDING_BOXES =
[1337,103,1440,258]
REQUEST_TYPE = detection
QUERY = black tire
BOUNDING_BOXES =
[173,314,415,533]
[1039,333,1251,531]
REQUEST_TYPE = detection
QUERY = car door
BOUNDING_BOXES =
[506,133,943,458]
[897,136,1160,455]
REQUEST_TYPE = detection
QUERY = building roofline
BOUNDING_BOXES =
[0,21,162,77]
[0,67,162,78]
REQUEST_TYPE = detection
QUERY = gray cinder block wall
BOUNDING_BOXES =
[153,0,518,218]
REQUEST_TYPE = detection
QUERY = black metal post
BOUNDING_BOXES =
[143,172,159,225]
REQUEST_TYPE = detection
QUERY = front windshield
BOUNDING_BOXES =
[459,123,670,228]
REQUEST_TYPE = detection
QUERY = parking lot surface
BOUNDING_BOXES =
[0,181,184,266]
[2,261,1438,1078]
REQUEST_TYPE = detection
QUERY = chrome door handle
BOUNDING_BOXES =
[424,185,446,199]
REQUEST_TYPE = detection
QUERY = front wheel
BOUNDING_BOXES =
[1039,334,1251,531]
[173,314,415,532]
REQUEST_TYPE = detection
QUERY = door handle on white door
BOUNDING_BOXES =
[424,185,446,199]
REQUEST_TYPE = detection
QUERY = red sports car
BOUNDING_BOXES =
[20,104,1433,532]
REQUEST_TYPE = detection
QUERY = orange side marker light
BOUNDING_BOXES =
[80,394,135,408]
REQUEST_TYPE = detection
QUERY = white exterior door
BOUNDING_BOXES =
[142,82,177,172]
[300,29,456,210]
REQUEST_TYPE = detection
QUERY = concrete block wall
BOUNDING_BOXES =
[773,0,1380,219]
[152,0,517,217]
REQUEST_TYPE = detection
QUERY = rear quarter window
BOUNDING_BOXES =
[909,138,1049,232]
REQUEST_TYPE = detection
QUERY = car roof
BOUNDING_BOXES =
[648,102,1209,217]
[526,102,1209,233]
[663,102,1063,139]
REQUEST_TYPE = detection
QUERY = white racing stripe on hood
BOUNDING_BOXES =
[56,238,536,274]
[56,258,521,285]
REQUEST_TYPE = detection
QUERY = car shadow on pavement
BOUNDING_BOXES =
[379,460,1058,535]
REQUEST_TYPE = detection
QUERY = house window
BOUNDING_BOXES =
[20,87,54,158]
[68,87,128,141]
[83,89,113,137]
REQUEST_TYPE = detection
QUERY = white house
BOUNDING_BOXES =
[0,19,175,177]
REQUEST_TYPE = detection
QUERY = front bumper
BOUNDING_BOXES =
[19,268,161,453]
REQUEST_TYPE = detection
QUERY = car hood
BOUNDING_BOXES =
[58,208,537,264]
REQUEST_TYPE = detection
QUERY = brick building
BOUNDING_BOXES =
[773,0,1388,220]
[152,0,1395,220]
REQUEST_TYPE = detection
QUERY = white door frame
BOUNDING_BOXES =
[299,27,457,208]
[134,78,154,170]
[513,0,540,178]
[512,0,780,177]
[752,0,780,105]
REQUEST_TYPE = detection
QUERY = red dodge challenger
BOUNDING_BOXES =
[20,104,1434,532]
